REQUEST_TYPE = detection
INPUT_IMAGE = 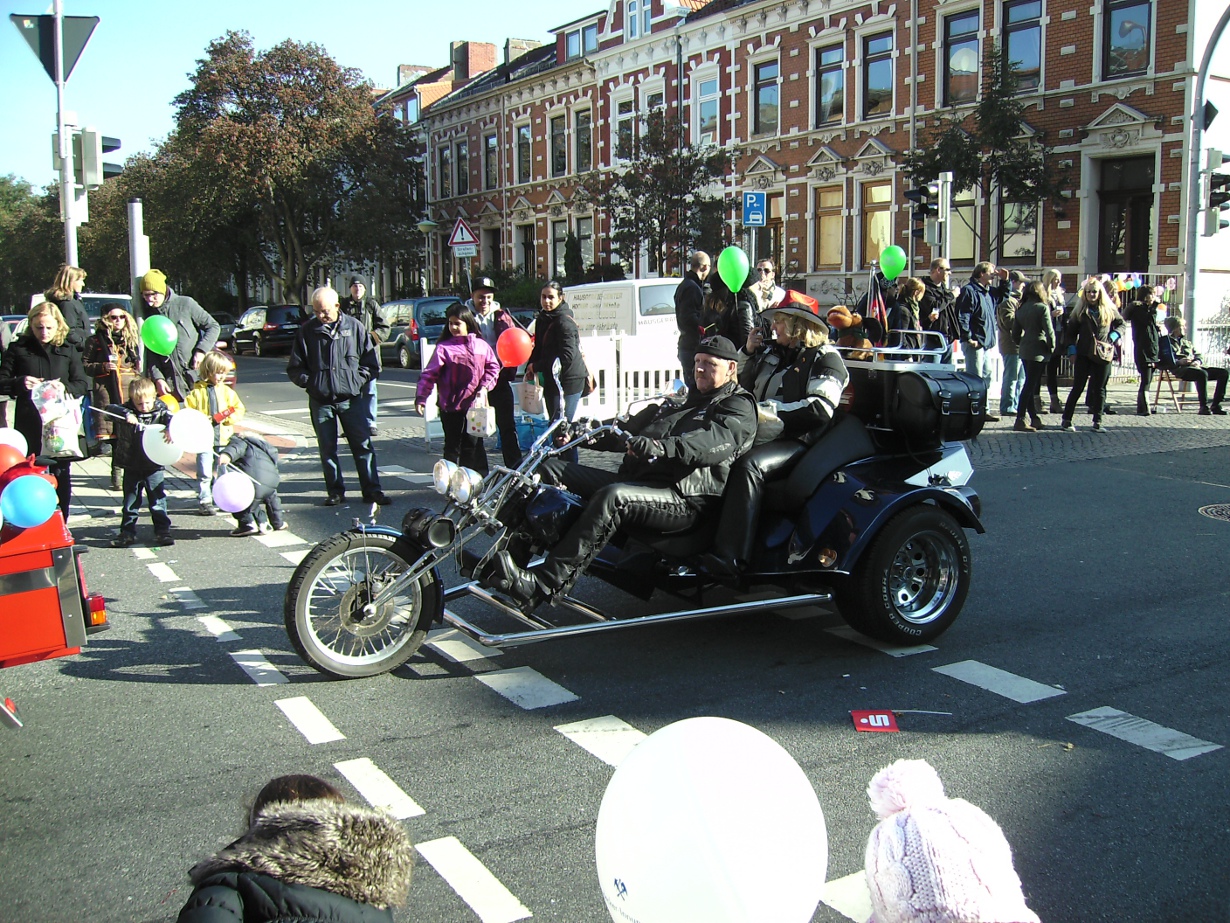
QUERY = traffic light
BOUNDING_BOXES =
[1205,149,1230,237]
[904,182,939,239]
[51,129,121,189]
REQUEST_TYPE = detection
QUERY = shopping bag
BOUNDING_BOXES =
[31,379,84,459]
[515,379,546,416]
[466,392,497,437]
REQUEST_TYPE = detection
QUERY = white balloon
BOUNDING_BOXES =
[595,717,826,923]
[169,408,214,455]
[0,426,28,456]
[141,425,184,467]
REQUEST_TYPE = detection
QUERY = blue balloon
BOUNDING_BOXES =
[0,475,58,529]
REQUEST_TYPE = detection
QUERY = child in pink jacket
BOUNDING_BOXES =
[415,303,501,474]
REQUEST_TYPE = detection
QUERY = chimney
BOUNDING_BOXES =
[450,41,498,84]
[505,38,543,65]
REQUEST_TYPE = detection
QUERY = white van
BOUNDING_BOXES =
[564,279,680,337]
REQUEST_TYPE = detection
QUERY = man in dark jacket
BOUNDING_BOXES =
[217,433,286,535]
[1122,285,1161,415]
[955,261,1010,420]
[339,276,390,436]
[919,258,957,362]
[480,336,758,611]
[674,250,711,389]
[139,269,220,401]
[287,286,390,506]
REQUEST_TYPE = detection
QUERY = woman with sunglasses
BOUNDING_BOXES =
[84,305,142,488]
[1060,281,1125,433]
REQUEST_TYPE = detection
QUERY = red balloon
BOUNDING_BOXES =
[497,328,533,368]
[0,458,56,494]
[0,444,24,476]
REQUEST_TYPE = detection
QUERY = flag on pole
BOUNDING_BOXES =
[866,267,888,346]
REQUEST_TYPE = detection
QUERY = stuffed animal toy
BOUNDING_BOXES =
[827,305,882,360]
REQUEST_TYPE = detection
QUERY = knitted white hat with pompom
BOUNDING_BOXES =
[863,759,1041,923]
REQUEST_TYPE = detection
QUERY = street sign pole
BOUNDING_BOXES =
[53,0,77,265]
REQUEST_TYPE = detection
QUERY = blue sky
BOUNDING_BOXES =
[0,0,596,188]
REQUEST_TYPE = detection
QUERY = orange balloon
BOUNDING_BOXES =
[0,444,25,476]
[158,394,180,413]
[497,328,533,367]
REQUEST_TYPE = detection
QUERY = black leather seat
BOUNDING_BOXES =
[763,413,875,512]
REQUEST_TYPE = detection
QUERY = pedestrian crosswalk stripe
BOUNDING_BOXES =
[281,549,310,565]
[229,649,289,686]
[826,625,937,656]
[428,628,503,662]
[554,715,646,767]
[147,562,180,583]
[476,666,578,710]
[132,548,157,560]
[1067,706,1223,760]
[276,695,345,744]
[170,586,206,609]
[821,871,874,921]
[415,836,532,923]
[254,530,307,548]
[198,615,240,641]
[932,660,1066,703]
[334,757,424,818]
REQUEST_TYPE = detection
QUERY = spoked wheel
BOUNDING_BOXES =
[284,532,441,677]
[839,505,970,644]
[253,336,264,357]
[398,344,414,369]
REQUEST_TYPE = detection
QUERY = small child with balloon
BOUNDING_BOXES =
[414,303,500,475]
[215,433,285,537]
[184,351,245,516]
[105,377,174,547]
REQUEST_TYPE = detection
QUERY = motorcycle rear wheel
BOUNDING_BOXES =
[840,504,970,645]
[284,532,440,678]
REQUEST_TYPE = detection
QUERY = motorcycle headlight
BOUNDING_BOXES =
[448,467,483,504]
[433,459,458,495]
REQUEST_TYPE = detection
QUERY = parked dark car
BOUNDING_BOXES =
[387,297,462,369]
[379,300,417,365]
[210,311,238,351]
[233,304,307,357]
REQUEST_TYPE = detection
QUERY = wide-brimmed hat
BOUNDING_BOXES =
[765,289,825,327]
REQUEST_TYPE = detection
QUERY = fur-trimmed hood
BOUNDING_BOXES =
[189,798,415,909]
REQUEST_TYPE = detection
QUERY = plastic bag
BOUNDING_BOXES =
[516,379,546,417]
[31,379,83,459]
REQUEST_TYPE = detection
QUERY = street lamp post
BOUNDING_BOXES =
[417,219,438,296]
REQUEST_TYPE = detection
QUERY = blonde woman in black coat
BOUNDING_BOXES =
[1060,280,1125,433]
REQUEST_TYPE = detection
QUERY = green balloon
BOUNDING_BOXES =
[716,246,750,293]
[880,245,907,282]
[141,315,178,356]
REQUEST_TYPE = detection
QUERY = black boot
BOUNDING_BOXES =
[110,466,123,491]
[479,551,546,612]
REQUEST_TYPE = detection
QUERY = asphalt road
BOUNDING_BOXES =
[2,353,1229,922]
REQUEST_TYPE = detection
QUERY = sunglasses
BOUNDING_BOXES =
[105,314,126,320]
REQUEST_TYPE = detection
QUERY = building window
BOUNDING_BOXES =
[566,30,581,60]
[944,12,979,106]
[517,224,535,271]
[552,219,569,277]
[407,98,420,124]
[646,90,664,111]
[1000,200,1038,261]
[577,216,594,270]
[753,61,779,135]
[814,45,844,127]
[550,116,567,177]
[696,77,719,144]
[627,0,639,39]
[1004,1,1042,91]
[484,133,498,190]
[565,25,599,59]
[584,24,598,53]
[863,33,894,118]
[616,99,635,159]
[438,145,452,199]
[516,124,531,184]
[641,2,652,35]
[1104,0,1150,78]
[575,110,592,172]
[861,181,892,267]
[950,193,977,263]
[813,186,843,269]
[455,140,469,196]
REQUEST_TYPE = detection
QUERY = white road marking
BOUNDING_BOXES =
[197,615,240,642]
[1067,707,1223,760]
[132,548,157,560]
[262,407,312,415]
[255,530,307,548]
[826,625,937,656]
[415,836,532,923]
[229,649,290,686]
[821,871,874,921]
[334,757,425,818]
[170,587,206,609]
[275,696,345,744]
[554,715,645,766]
[281,549,310,565]
[428,628,503,662]
[379,464,412,473]
[397,473,434,484]
[476,666,578,710]
[932,660,1066,703]
[146,562,180,583]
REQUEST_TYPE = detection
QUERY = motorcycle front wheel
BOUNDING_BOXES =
[284,532,441,678]
[839,504,970,645]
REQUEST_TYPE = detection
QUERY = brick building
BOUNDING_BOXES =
[410,0,1230,325]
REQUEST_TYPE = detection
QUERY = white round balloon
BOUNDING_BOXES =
[0,426,28,456]
[595,717,827,923]
[141,425,184,467]
[169,408,214,454]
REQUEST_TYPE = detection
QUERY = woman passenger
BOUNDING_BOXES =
[699,293,848,575]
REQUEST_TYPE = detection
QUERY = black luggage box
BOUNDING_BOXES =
[841,360,985,447]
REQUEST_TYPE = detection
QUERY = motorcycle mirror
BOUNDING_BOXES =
[668,378,688,400]
[551,359,565,420]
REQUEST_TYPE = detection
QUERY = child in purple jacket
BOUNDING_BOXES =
[415,303,501,474]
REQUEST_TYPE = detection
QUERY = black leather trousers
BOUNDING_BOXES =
[537,458,700,594]
[712,440,807,563]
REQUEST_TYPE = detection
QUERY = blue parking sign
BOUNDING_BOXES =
[742,191,766,227]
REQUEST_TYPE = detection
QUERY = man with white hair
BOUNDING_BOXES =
[287,286,390,506]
